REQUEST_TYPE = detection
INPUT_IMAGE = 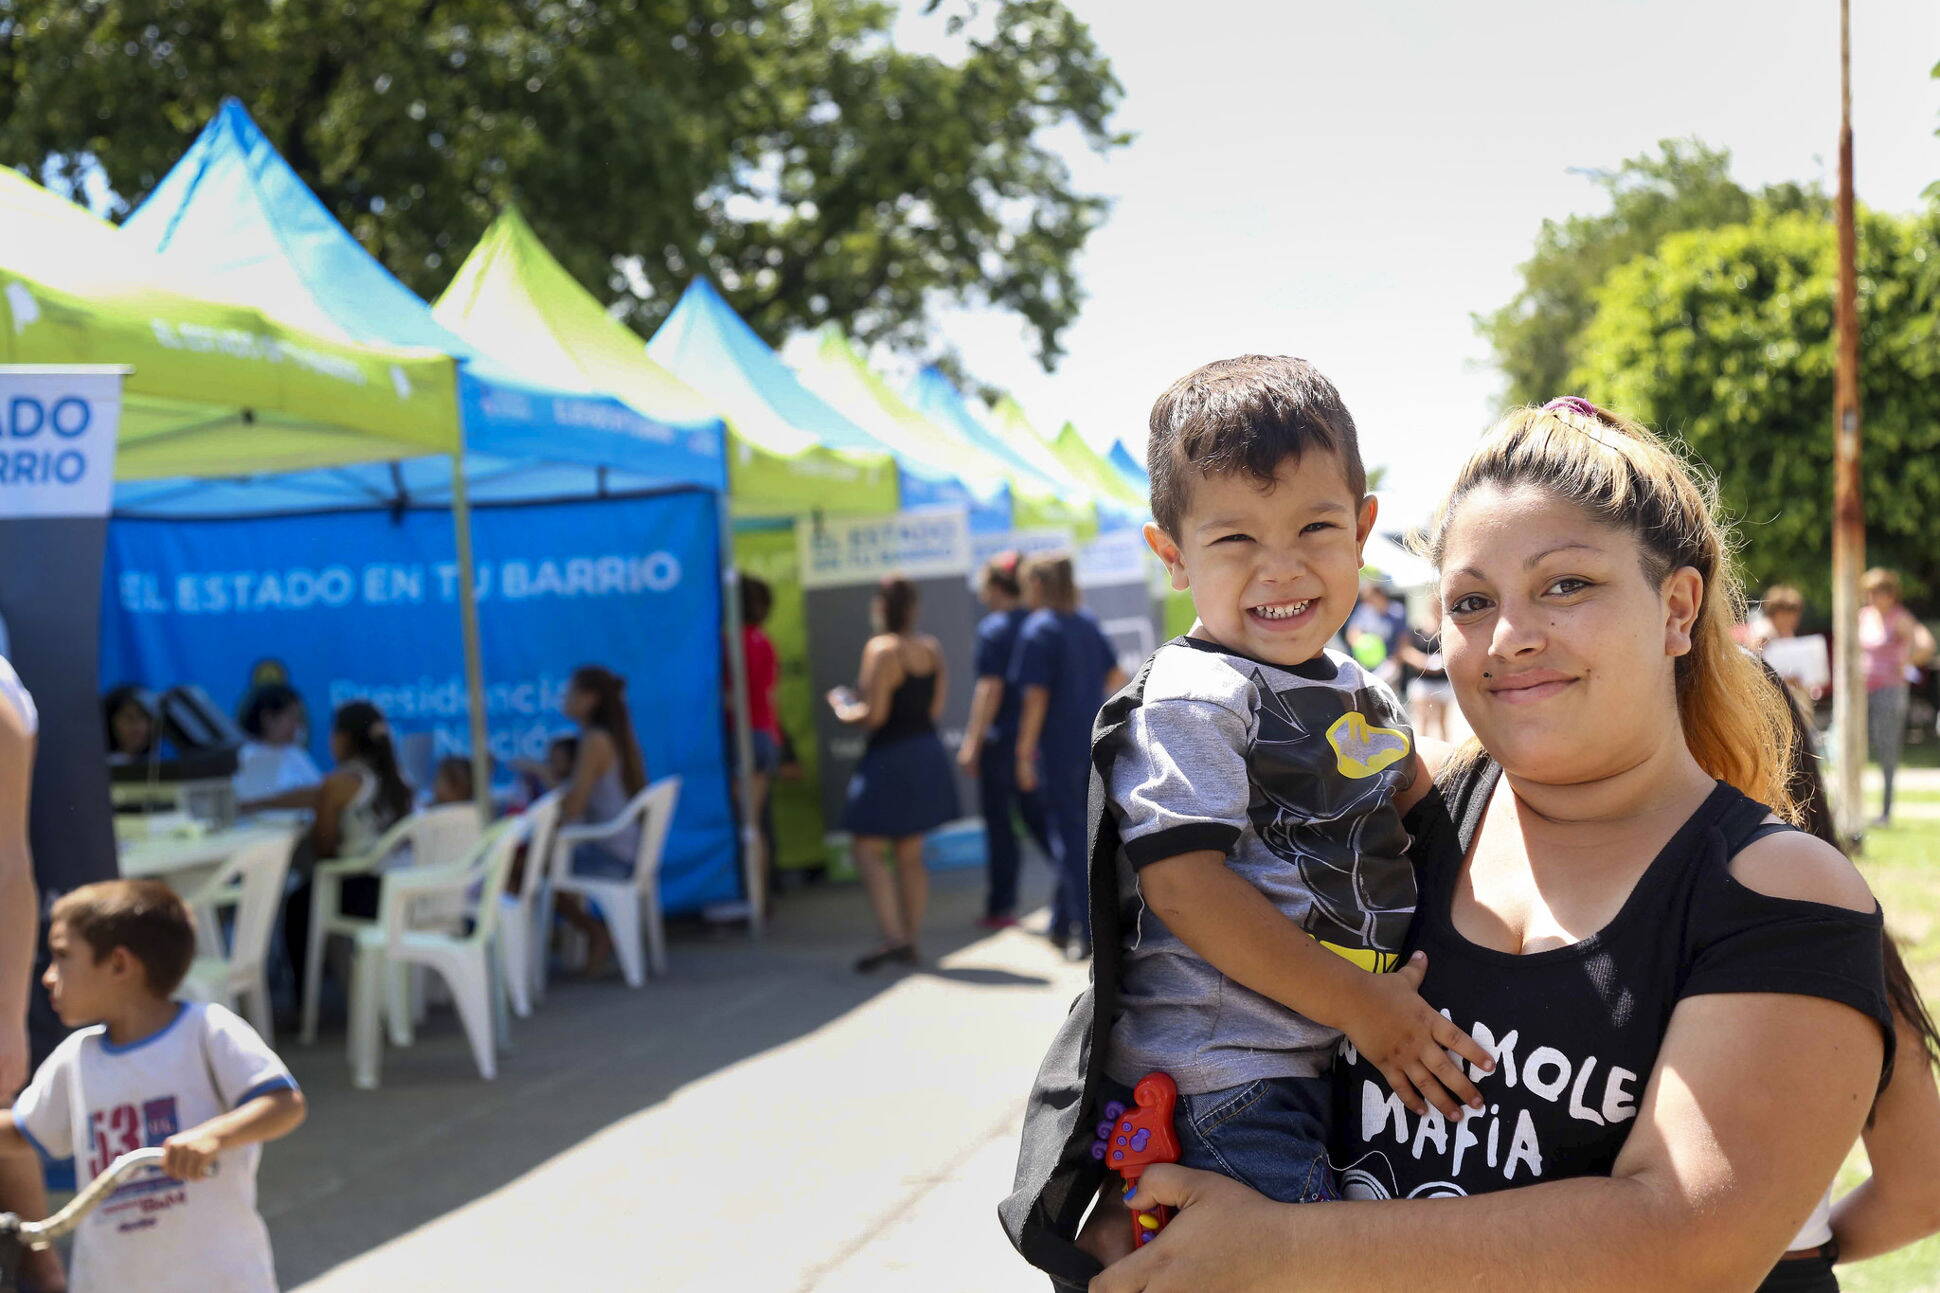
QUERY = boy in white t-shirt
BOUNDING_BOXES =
[0,880,306,1292]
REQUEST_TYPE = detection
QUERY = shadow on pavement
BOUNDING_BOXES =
[262,865,1033,1287]
[918,966,1052,987]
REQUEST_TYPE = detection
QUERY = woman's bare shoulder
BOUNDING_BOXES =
[1730,824,1877,914]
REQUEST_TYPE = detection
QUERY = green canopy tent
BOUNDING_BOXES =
[0,164,462,907]
[986,396,1144,529]
[431,207,896,519]
[1047,421,1149,519]
[430,209,915,885]
[0,165,459,474]
[797,327,1092,537]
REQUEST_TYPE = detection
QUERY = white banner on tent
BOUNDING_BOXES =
[799,506,972,590]
[1076,527,1151,588]
[966,527,1073,587]
[0,367,123,518]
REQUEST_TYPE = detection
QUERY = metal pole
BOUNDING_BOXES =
[449,457,494,821]
[1831,0,1867,843]
[718,499,765,936]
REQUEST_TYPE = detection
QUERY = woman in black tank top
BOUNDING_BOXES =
[1083,401,1919,1291]
[828,578,959,973]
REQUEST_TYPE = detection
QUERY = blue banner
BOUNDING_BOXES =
[100,491,737,913]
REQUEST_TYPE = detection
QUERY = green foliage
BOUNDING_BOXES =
[1477,140,1827,409]
[1571,208,1940,610]
[0,0,1125,369]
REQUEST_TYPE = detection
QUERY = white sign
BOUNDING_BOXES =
[1763,634,1831,693]
[1076,526,1152,588]
[966,527,1074,588]
[0,367,123,518]
[799,506,972,590]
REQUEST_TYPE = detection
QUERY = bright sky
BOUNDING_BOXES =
[887,0,1940,531]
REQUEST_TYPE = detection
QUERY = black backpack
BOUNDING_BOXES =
[997,654,1155,1290]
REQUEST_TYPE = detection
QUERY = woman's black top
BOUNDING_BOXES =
[1336,757,1893,1204]
[868,669,938,747]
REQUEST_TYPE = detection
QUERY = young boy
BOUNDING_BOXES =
[0,880,306,1292]
[1104,354,1491,1204]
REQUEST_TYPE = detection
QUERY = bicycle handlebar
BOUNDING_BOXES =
[17,1148,167,1250]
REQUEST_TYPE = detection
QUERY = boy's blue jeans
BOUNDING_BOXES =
[1106,1074,1338,1204]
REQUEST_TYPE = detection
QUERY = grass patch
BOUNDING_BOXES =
[1840,817,1940,1292]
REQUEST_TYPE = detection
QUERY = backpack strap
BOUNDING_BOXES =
[999,648,1161,1289]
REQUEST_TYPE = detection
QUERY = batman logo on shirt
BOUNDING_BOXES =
[1326,712,1411,779]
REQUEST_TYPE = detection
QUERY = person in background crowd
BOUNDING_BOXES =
[1346,578,1408,685]
[1860,568,1929,827]
[232,682,322,801]
[101,684,157,763]
[1014,554,1128,960]
[554,666,650,978]
[430,755,474,806]
[829,577,957,972]
[958,552,1049,931]
[737,576,784,901]
[1397,600,1453,742]
[248,701,415,1003]
[1748,584,1821,716]
[0,648,60,1293]
[546,736,578,787]
[1750,583,1806,651]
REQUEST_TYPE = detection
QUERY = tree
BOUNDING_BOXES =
[0,0,1125,370]
[1570,207,1940,609]
[1476,140,1827,409]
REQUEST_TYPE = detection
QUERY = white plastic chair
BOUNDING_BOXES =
[347,818,523,1089]
[300,803,481,1046]
[176,832,295,1042]
[496,791,563,1018]
[542,777,681,989]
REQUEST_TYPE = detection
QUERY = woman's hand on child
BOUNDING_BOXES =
[1341,952,1494,1120]
[1091,1165,1291,1293]
[161,1127,223,1180]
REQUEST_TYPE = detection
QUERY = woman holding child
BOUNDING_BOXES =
[1008,367,1939,1290]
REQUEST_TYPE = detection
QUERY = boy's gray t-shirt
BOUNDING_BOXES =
[1103,637,1418,1094]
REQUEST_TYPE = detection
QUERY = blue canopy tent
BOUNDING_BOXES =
[648,279,993,524]
[902,365,1101,540]
[1108,440,1151,498]
[106,100,749,915]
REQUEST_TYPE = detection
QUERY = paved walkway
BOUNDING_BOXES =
[270,867,1085,1291]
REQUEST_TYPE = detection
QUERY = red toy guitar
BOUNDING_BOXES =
[1092,1072,1180,1248]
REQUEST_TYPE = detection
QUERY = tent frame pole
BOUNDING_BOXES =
[448,457,494,821]
[718,500,765,936]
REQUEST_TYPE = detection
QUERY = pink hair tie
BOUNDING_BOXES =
[1543,396,1604,419]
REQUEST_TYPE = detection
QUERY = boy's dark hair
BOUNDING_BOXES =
[51,879,196,997]
[1146,355,1366,538]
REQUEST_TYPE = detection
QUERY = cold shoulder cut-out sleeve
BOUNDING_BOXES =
[1679,823,1894,1084]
